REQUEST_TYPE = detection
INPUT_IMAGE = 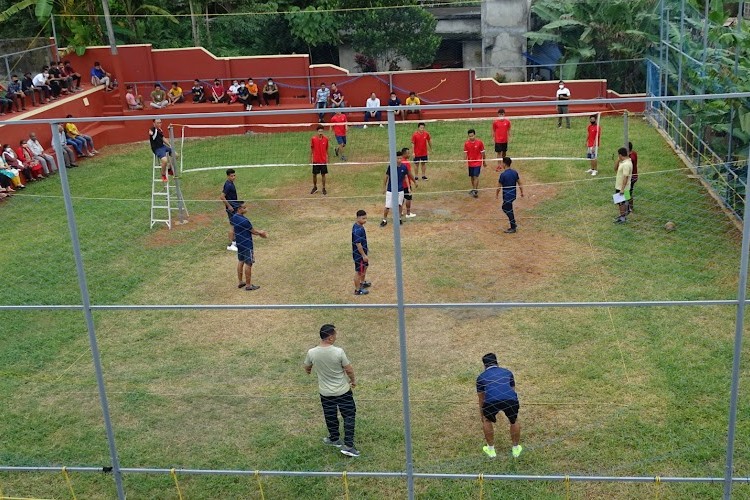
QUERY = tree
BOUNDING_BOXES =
[526,0,658,92]
[346,1,439,71]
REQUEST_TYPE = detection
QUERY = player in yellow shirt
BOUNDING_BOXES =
[64,114,98,155]
[405,91,421,118]
[168,82,184,104]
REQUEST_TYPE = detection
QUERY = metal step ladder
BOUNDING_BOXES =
[150,154,188,229]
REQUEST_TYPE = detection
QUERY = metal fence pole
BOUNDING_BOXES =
[387,110,415,500]
[722,146,750,500]
[675,0,686,127]
[50,123,126,500]
[4,56,10,84]
[168,125,187,224]
[469,69,474,111]
[623,111,629,151]
[51,14,58,53]
[728,1,743,163]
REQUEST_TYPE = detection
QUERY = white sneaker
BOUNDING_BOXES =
[363,124,368,129]
[591,170,598,176]
[379,124,384,128]
[406,213,416,218]
[227,244,238,252]
[246,105,252,111]
[585,168,593,173]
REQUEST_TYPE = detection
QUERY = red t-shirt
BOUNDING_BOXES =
[402,159,412,189]
[629,151,638,178]
[311,135,329,164]
[492,119,511,143]
[464,139,485,167]
[587,124,601,147]
[331,114,347,137]
[411,130,431,157]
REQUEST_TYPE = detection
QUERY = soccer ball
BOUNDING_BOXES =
[664,221,676,232]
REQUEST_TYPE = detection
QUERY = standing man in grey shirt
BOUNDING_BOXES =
[304,324,359,457]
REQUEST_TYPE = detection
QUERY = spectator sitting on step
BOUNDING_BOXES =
[168,82,184,104]
[47,60,69,97]
[0,151,23,190]
[125,85,144,110]
[65,115,99,156]
[63,60,83,91]
[16,140,45,180]
[405,91,421,117]
[150,84,170,109]
[236,80,252,110]
[246,78,260,107]
[57,61,77,93]
[262,78,280,106]
[2,143,33,183]
[90,61,114,91]
[57,123,85,161]
[210,79,228,103]
[0,83,14,114]
[191,79,206,103]
[50,127,79,168]
[27,132,59,174]
[388,92,402,118]
[33,67,54,101]
[330,82,344,108]
[227,80,240,104]
[6,75,26,111]
[22,72,42,106]
[363,92,382,128]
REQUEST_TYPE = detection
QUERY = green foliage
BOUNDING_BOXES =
[348,2,439,70]
[286,0,339,48]
[527,0,658,92]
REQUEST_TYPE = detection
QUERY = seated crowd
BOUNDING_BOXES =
[132,77,282,111]
[313,83,422,125]
[0,117,100,202]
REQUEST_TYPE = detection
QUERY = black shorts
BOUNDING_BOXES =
[494,142,508,153]
[312,164,328,175]
[403,187,412,201]
[354,258,368,274]
[482,400,519,424]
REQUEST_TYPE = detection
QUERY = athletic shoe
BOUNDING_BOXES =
[406,213,416,218]
[227,244,238,252]
[245,284,260,291]
[161,175,168,182]
[341,155,347,161]
[87,153,95,157]
[360,281,372,288]
[310,186,318,194]
[482,445,497,458]
[323,437,343,448]
[504,228,517,234]
[341,446,360,457]
[473,190,479,198]
[322,188,327,195]
[422,176,428,180]
[614,216,627,224]
[167,168,174,176]
[379,124,384,128]
[334,146,339,157]
[399,219,403,225]
[380,219,387,227]
[245,105,252,111]
[585,168,593,173]
[354,288,369,295]
[363,124,368,129]
[512,445,523,458]
[591,170,598,176]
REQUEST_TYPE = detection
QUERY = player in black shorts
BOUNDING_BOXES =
[476,352,522,458]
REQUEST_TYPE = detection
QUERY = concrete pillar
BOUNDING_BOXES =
[481,0,531,81]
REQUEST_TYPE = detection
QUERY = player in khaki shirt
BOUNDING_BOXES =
[304,324,359,457]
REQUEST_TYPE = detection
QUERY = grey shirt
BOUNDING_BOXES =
[304,345,351,397]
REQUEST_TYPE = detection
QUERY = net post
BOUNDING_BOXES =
[387,109,415,500]
[722,144,750,500]
[49,124,126,500]
[168,125,188,224]
[469,69,474,111]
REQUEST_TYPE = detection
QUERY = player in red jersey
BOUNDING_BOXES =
[330,110,348,162]
[411,122,432,180]
[464,129,486,198]
[492,108,511,171]
[585,114,601,176]
[310,125,329,195]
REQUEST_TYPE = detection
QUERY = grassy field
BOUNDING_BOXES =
[2,113,750,499]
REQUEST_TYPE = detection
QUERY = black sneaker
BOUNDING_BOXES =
[354,288,369,295]
[379,219,387,227]
[334,146,339,157]
[504,228,517,234]
[422,176,428,180]
[614,217,627,224]
[341,446,360,457]
[360,281,372,288]
[472,190,479,198]
[399,219,403,225]
[310,186,318,194]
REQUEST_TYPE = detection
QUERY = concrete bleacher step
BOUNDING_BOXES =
[82,123,125,145]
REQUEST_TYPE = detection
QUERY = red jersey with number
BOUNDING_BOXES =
[587,124,601,147]
[492,119,511,143]
[464,139,485,167]
[331,113,347,137]
[411,130,431,157]
[311,135,329,164]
